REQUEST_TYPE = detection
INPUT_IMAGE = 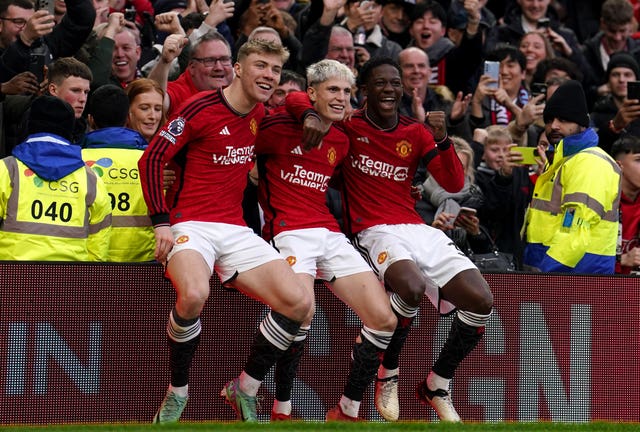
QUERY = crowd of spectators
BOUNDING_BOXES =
[0,0,639,274]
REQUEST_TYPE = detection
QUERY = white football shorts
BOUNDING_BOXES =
[353,223,477,314]
[168,221,283,284]
[272,227,372,281]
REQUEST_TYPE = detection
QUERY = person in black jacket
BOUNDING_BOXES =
[0,0,95,82]
[581,0,640,109]
[591,51,640,155]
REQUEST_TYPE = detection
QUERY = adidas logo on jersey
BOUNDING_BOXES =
[291,146,303,155]
[219,126,231,135]
[357,136,369,143]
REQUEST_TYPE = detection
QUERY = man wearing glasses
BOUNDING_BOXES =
[0,0,32,52]
[0,0,94,82]
[150,31,234,118]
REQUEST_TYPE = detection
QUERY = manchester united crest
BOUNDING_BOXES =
[395,140,412,158]
[176,235,189,244]
[250,118,258,136]
[327,147,337,166]
[377,251,388,264]
[286,256,297,266]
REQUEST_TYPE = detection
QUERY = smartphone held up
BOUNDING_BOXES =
[484,60,499,89]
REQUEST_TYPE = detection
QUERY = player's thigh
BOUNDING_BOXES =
[330,271,396,332]
[234,258,312,321]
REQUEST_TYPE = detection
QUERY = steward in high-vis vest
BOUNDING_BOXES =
[523,81,621,274]
[82,131,152,262]
[0,96,111,261]
[80,84,154,262]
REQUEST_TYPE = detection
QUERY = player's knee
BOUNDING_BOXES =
[178,287,209,313]
[377,310,397,333]
[467,285,493,315]
[286,289,314,323]
[302,301,316,326]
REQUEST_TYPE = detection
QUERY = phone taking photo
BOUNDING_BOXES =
[627,81,640,101]
[484,60,500,89]
[537,17,550,29]
[36,0,56,16]
[511,146,540,165]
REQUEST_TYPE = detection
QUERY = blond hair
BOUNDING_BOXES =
[485,125,512,146]
[237,38,290,65]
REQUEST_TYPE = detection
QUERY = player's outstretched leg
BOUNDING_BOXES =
[375,293,418,421]
[221,310,301,421]
[416,310,491,422]
[271,326,310,420]
[327,326,393,421]
[153,309,201,423]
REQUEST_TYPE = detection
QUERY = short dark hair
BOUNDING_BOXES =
[0,0,34,16]
[486,44,526,71]
[601,0,634,26]
[532,57,583,84]
[408,1,446,26]
[358,57,401,87]
[279,69,305,88]
[611,135,640,159]
[48,57,93,86]
[88,84,129,128]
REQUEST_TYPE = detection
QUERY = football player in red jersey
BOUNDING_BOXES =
[288,57,494,422]
[139,39,313,423]
[255,59,396,421]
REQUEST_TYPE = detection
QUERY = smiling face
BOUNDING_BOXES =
[602,22,634,53]
[517,0,551,25]
[519,32,548,74]
[399,48,429,94]
[326,30,356,70]
[409,11,445,50]
[267,80,303,109]
[308,77,352,123]
[235,52,283,105]
[128,90,164,141]
[189,39,234,91]
[364,63,403,122]
[482,139,509,171]
[499,55,526,96]
[112,30,141,84]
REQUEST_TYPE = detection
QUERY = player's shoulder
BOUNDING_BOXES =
[175,89,224,120]
[260,110,298,132]
[397,112,422,128]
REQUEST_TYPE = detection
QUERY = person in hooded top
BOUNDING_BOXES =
[0,95,111,261]
[523,80,621,274]
[80,84,153,262]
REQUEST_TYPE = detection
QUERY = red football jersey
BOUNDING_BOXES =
[340,110,464,233]
[255,111,348,240]
[139,88,265,226]
[285,91,465,235]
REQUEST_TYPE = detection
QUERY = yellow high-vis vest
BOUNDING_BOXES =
[523,130,621,274]
[0,157,112,261]
[83,147,155,262]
